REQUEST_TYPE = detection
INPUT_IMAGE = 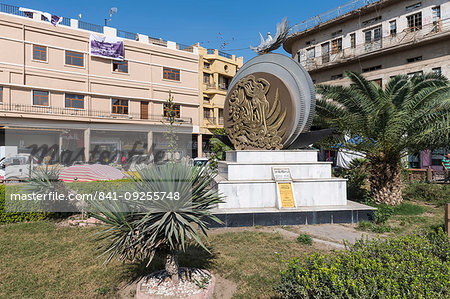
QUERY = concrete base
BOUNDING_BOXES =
[217,150,347,209]
[209,201,376,228]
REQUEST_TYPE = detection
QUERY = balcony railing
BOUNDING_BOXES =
[176,43,194,53]
[204,117,216,125]
[290,0,381,35]
[218,117,224,125]
[218,82,229,90]
[205,82,217,90]
[298,18,450,72]
[0,2,194,53]
[117,30,137,40]
[78,21,103,33]
[206,49,232,59]
[0,104,192,124]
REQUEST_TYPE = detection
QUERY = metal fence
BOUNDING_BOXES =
[177,43,194,53]
[290,0,381,35]
[78,20,103,33]
[117,30,137,40]
[0,104,192,124]
[60,17,71,26]
[0,3,26,17]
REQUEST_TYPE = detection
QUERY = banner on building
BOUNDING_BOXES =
[89,34,124,60]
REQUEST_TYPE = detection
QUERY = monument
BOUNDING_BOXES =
[211,20,375,227]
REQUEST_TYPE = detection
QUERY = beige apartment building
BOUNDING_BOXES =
[283,0,449,170]
[0,3,203,163]
[197,46,243,154]
[284,0,449,85]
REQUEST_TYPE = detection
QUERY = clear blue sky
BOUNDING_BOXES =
[2,0,344,61]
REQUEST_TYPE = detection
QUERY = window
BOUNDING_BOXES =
[163,103,180,118]
[350,33,356,48]
[407,71,423,78]
[372,78,382,87]
[203,96,210,103]
[407,13,422,31]
[432,6,441,21]
[362,16,381,26]
[321,42,330,63]
[407,56,422,63]
[0,87,2,103]
[362,65,382,73]
[331,74,343,80]
[33,45,47,61]
[65,94,84,109]
[389,20,397,36]
[432,6,441,32]
[111,99,128,114]
[203,62,210,69]
[203,108,211,119]
[331,29,342,37]
[113,60,128,73]
[432,67,441,76]
[305,40,315,46]
[33,91,49,106]
[331,38,342,54]
[306,47,315,62]
[163,67,180,81]
[406,2,421,12]
[218,75,230,90]
[364,26,382,43]
[203,73,211,84]
[65,51,84,67]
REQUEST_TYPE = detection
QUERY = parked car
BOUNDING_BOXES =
[1,154,39,181]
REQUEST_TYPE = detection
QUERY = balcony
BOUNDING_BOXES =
[204,116,216,126]
[205,82,217,90]
[218,82,229,90]
[298,18,450,72]
[218,117,224,125]
[0,104,192,124]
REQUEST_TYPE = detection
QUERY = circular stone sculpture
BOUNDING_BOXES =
[224,53,315,150]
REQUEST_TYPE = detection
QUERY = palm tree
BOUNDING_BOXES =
[316,72,449,205]
[91,163,223,283]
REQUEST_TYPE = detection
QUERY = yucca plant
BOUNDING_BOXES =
[316,72,450,205]
[91,162,223,283]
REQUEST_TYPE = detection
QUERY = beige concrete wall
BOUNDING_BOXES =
[0,11,200,127]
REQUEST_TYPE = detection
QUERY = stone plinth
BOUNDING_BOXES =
[217,150,347,209]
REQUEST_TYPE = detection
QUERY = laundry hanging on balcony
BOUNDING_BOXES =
[89,34,124,60]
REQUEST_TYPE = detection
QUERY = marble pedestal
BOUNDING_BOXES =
[212,150,375,227]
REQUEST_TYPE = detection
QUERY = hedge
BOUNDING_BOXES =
[275,230,449,298]
[0,184,49,223]
[0,180,132,223]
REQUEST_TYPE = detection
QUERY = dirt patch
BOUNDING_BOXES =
[212,273,237,299]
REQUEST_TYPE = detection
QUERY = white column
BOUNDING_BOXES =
[84,128,90,162]
[197,134,203,158]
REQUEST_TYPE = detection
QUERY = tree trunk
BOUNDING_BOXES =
[368,156,403,205]
[165,249,179,284]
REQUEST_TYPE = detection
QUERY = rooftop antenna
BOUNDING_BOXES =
[108,7,117,26]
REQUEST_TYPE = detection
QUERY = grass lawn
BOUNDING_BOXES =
[0,222,330,299]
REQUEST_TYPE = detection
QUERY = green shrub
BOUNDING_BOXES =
[296,233,313,245]
[0,185,49,223]
[334,158,372,202]
[403,183,449,206]
[275,230,450,298]
[356,220,391,233]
